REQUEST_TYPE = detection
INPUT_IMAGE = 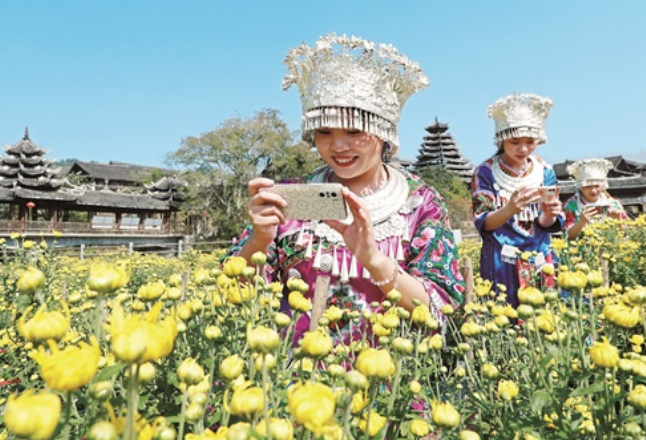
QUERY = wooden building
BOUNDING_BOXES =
[0,129,186,236]
[412,119,474,183]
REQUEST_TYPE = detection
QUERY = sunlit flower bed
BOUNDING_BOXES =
[1,216,646,440]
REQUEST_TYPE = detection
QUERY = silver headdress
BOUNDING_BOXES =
[283,33,429,157]
[487,93,553,147]
[567,158,613,189]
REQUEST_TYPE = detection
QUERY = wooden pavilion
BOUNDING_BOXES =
[0,129,186,236]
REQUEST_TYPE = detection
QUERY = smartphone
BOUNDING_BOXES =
[259,183,349,220]
[537,186,558,202]
[590,203,610,216]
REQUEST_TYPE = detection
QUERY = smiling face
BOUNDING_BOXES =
[500,137,539,171]
[313,128,384,191]
[581,184,603,204]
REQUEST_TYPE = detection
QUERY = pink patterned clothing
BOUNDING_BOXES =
[226,166,465,342]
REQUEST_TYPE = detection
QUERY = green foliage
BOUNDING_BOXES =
[166,109,317,240]
[261,142,323,181]
[416,166,472,230]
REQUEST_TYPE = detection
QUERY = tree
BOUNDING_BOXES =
[166,109,321,240]
[417,166,473,232]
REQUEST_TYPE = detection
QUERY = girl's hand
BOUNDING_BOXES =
[246,178,286,248]
[508,186,542,214]
[607,208,623,219]
[580,205,598,223]
[324,187,384,269]
[540,186,562,217]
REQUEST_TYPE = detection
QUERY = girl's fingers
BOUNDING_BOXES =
[248,177,275,196]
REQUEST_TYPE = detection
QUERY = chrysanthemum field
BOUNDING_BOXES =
[2,216,646,440]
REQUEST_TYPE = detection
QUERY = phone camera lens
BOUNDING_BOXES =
[319,192,325,198]
[331,192,337,197]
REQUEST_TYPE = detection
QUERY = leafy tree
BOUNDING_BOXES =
[416,166,473,231]
[166,109,321,240]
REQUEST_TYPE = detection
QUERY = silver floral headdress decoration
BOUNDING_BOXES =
[283,33,429,157]
[487,93,553,147]
[567,158,613,189]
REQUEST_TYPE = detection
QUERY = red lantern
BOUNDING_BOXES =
[26,201,35,210]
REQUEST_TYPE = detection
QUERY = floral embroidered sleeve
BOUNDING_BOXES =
[406,186,465,311]
[563,199,579,230]
[470,162,498,233]
[610,198,628,220]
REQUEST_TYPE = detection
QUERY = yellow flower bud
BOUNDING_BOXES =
[323,305,344,323]
[137,362,156,383]
[230,386,264,418]
[254,353,276,371]
[205,325,223,340]
[482,363,499,379]
[17,267,46,295]
[586,270,604,288]
[356,348,395,379]
[17,302,70,342]
[429,334,443,351]
[4,390,61,440]
[177,358,205,385]
[223,256,247,277]
[497,380,519,400]
[589,337,619,368]
[409,380,422,394]
[250,251,268,266]
[288,382,336,437]
[300,329,333,358]
[274,313,292,328]
[460,430,481,440]
[535,311,556,334]
[87,263,129,294]
[461,321,483,337]
[359,410,387,437]
[288,291,312,313]
[88,421,119,440]
[89,381,113,402]
[256,418,293,440]
[432,400,461,428]
[344,370,368,392]
[247,326,280,354]
[517,304,535,319]
[168,273,183,287]
[628,384,646,409]
[219,354,245,381]
[392,337,414,354]
[32,337,100,392]
[137,281,166,301]
[603,302,641,328]
[410,419,432,437]
[518,286,544,307]
[441,304,455,316]
[350,391,370,414]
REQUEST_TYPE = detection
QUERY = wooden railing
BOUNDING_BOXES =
[0,220,188,235]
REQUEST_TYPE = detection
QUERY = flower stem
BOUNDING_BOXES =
[262,356,273,440]
[124,364,140,440]
[94,293,105,344]
[62,391,72,440]
[178,388,188,440]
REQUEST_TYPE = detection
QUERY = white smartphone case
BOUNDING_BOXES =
[260,183,348,220]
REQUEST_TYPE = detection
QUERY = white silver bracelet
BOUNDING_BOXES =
[371,258,404,288]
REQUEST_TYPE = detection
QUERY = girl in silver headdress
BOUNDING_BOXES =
[225,34,464,342]
[471,93,564,308]
[563,158,627,240]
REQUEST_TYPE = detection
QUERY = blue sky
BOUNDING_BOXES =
[1,1,646,170]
